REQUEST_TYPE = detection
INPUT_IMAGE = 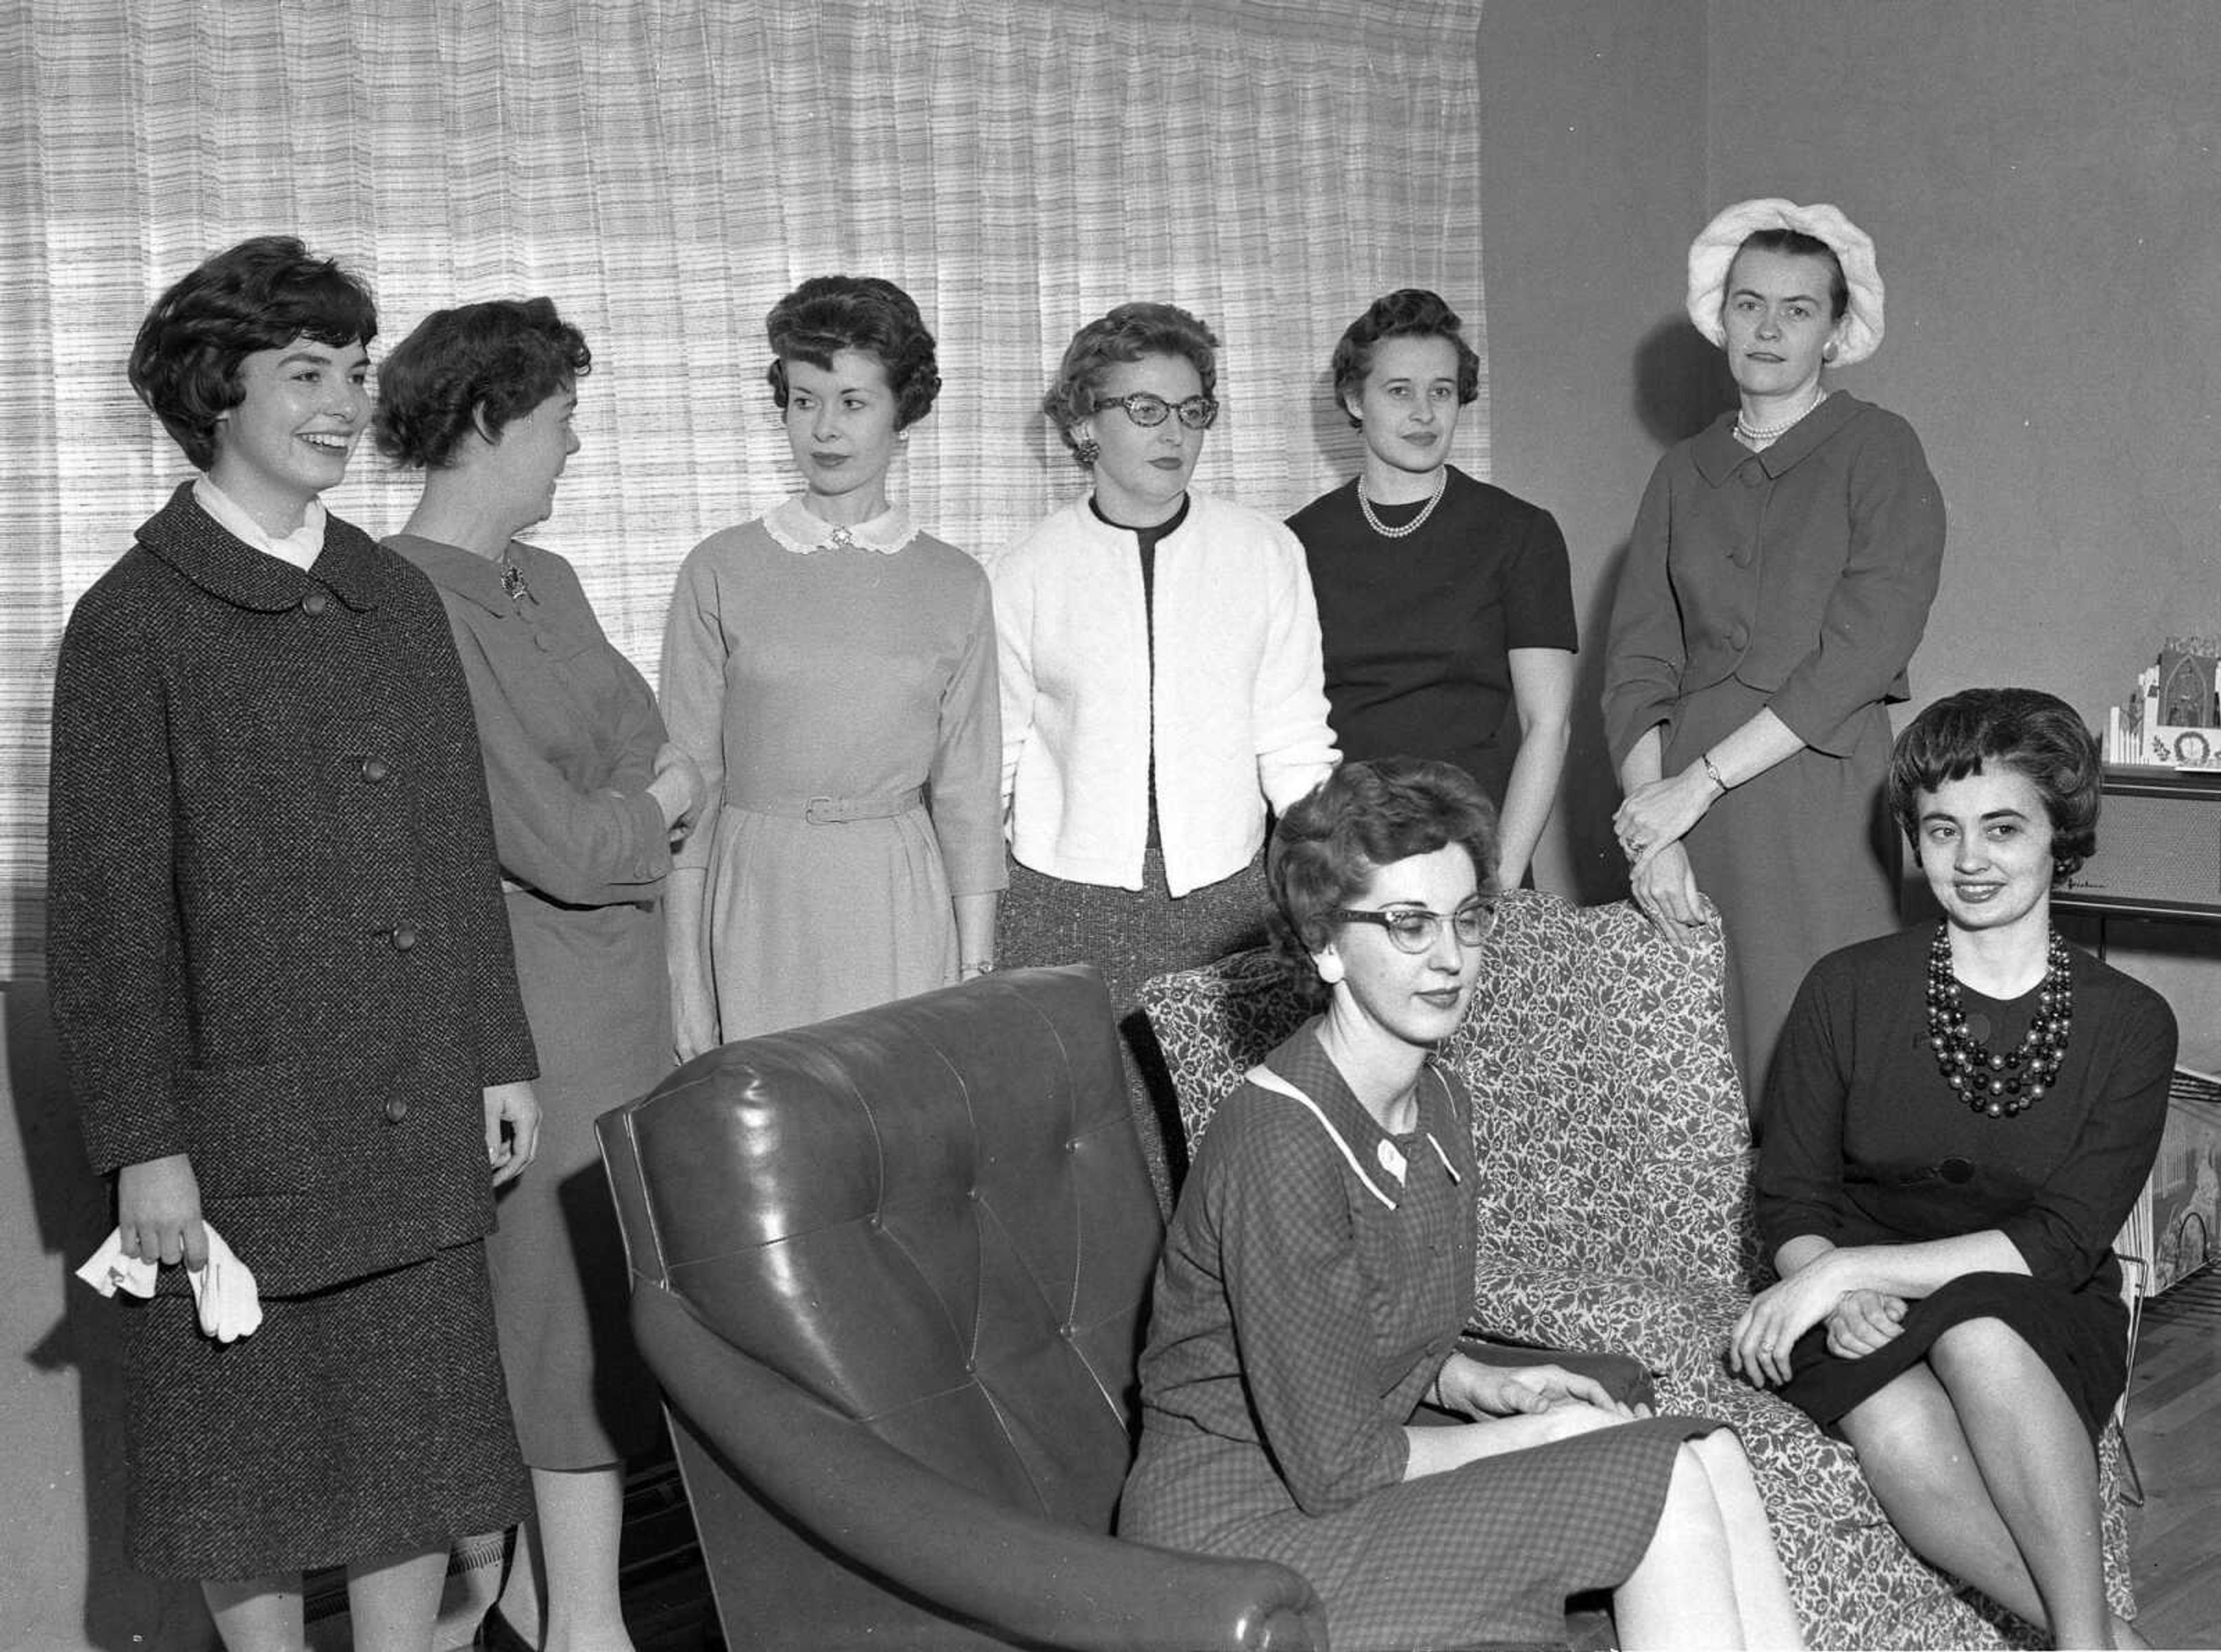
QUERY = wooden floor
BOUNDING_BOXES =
[2124,1265,2221,1650]
[401,1271,2221,1651]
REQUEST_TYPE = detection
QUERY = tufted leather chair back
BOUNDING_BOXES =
[599,965,1161,1555]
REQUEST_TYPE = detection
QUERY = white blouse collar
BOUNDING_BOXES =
[193,475,327,571]
[763,494,918,557]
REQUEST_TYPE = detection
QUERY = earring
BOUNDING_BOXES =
[1822,340,1839,363]
[1073,436,1100,466]
[1350,412,1363,427]
[1315,954,1345,986]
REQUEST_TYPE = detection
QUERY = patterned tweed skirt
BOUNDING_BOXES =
[1125,1411,1724,1651]
[999,839,1270,1200]
[124,1240,530,1579]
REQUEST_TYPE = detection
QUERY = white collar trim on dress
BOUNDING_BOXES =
[1243,1064,1458,1210]
[763,495,919,557]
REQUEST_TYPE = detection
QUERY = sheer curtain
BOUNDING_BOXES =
[0,0,1485,971]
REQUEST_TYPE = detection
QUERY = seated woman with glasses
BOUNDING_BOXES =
[1120,758,1802,1651]
[991,301,1338,1197]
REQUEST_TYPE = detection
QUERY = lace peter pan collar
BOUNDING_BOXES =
[763,495,920,556]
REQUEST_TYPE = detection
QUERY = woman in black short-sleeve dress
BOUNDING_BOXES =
[1733,689,2172,1650]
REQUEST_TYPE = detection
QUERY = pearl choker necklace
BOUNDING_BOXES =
[1357,466,1448,539]
[1924,923,2074,1118]
[1735,388,1828,448]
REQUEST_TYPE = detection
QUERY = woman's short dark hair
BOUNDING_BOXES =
[1268,758,1500,972]
[1889,688,2102,880]
[1041,301,1219,464]
[1730,228,1850,322]
[373,297,591,470]
[765,275,941,430]
[1329,289,1481,428]
[128,235,378,471]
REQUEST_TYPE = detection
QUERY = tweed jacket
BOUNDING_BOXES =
[47,483,538,1296]
[1602,393,1946,764]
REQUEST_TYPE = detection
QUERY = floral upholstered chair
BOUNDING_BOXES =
[1139,887,2135,1651]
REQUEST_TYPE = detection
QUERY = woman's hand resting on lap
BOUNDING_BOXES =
[1824,1288,1906,1359]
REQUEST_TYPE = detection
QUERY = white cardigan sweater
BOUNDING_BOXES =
[990,492,1338,897]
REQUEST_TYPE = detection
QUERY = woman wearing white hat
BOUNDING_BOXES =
[1603,198,1946,1108]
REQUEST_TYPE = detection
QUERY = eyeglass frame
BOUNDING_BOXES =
[1088,390,1220,430]
[1327,900,1496,954]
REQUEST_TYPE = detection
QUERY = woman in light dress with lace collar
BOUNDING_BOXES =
[661,276,1002,1052]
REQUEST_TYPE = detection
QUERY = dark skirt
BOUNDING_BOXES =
[126,1240,530,1579]
[1000,841,1270,1201]
[489,893,670,1468]
[1776,1269,2128,1444]
[1666,679,1898,1106]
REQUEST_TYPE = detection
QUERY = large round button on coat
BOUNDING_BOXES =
[301,589,330,616]
[389,925,418,951]
[360,757,390,783]
[383,1097,409,1123]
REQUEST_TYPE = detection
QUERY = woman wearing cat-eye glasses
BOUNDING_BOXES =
[989,301,1338,1203]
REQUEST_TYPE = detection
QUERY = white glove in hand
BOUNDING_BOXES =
[75,1223,264,1343]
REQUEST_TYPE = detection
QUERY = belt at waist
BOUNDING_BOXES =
[727,786,925,824]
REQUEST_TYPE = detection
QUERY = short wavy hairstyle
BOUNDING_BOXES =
[1888,687,2102,881]
[372,297,591,470]
[1731,228,1849,322]
[1268,758,1500,982]
[1041,301,1219,464]
[765,275,941,430]
[127,235,378,471]
[1329,288,1481,429]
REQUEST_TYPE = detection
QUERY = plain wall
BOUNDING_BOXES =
[1477,0,1717,899]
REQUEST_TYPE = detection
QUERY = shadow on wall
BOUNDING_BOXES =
[1304,363,1366,481]
[1561,315,1736,906]
[5,978,216,1651]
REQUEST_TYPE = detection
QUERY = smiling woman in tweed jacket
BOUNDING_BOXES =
[46,237,541,1652]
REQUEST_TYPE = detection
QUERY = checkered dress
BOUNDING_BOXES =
[1121,1027,1717,1651]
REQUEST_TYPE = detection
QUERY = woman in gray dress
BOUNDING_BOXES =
[662,275,1002,1054]
[1604,198,1946,1107]
[378,298,701,1652]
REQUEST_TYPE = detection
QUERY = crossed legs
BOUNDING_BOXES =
[1836,1315,2138,1650]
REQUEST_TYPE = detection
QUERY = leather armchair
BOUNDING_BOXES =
[596,965,1326,1652]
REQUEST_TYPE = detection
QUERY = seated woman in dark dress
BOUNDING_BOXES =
[1122,759,1801,1651]
[1732,688,2174,1651]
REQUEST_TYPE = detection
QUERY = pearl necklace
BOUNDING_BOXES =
[1735,386,1828,448]
[1924,923,2074,1118]
[1357,466,1448,540]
